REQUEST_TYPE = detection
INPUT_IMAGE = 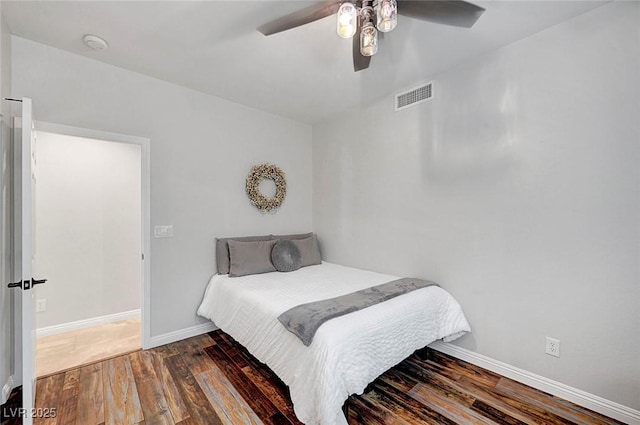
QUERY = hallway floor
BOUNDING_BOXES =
[36,317,141,377]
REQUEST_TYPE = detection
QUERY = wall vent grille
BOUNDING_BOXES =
[395,82,433,111]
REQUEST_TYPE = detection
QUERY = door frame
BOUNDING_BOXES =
[32,121,152,349]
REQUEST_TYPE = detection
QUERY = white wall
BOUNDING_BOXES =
[313,1,639,410]
[11,36,313,338]
[34,132,141,328]
[0,4,13,403]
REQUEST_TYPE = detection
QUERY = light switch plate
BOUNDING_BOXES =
[154,225,174,238]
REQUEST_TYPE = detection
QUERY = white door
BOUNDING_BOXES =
[8,98,44,424]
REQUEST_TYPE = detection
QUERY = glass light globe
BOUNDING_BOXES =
[360,22,378,56]
[336,2,358,39]
[376,0,397,33]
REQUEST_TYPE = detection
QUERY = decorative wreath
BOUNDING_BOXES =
[246,163,287,212]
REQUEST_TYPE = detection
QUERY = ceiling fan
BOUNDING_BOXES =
[257,0,485,72]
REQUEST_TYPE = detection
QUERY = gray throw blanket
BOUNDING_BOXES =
[278,278,439,346]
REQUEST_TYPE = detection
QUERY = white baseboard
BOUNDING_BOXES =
[147,322,218,349]
[36,309,141,338]
[1,375,14,405]
[429,341,640,425]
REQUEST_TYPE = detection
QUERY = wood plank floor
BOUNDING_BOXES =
[36,317,141,377]
[20,330,624,425]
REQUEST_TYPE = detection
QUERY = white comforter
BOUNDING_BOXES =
[197,262,470,425]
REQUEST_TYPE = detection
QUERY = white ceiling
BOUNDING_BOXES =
[3,1,607,124]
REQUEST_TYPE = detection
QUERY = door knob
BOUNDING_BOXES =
[31,278,47,286]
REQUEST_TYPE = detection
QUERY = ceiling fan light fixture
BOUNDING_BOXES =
[375,0,398,33]
[336,2,358,39]
[257,0,485,72]
[360,21,378,57]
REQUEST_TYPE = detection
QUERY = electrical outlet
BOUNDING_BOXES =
[545,337,560,357]
[36,299,47,313]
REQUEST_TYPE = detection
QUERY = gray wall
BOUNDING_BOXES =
[0,5,12,403]
[313,1,639,409]
[11,36,313,337]
[34,132,141,328]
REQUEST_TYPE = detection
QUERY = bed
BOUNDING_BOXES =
[197,235,470,425]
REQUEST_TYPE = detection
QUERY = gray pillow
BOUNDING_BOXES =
[228,239,276,277]
[272,232,313,241]
[271,240,302,272]
[216,235,273,274]
[292,234,322,267]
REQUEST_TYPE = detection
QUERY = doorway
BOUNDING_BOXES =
[31,123,150,377]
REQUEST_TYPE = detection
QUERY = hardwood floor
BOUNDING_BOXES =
[36,318,141,377]
[23,330,623,425]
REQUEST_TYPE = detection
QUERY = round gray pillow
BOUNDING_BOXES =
[271,240,302,272]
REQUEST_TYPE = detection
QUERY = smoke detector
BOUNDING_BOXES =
[83,34,109,51]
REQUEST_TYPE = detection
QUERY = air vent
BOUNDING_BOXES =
[395,82,433,111]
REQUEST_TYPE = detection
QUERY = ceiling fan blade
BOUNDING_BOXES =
[353,27,371,72]
[397,0,485,28]
[258,1,341,36]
